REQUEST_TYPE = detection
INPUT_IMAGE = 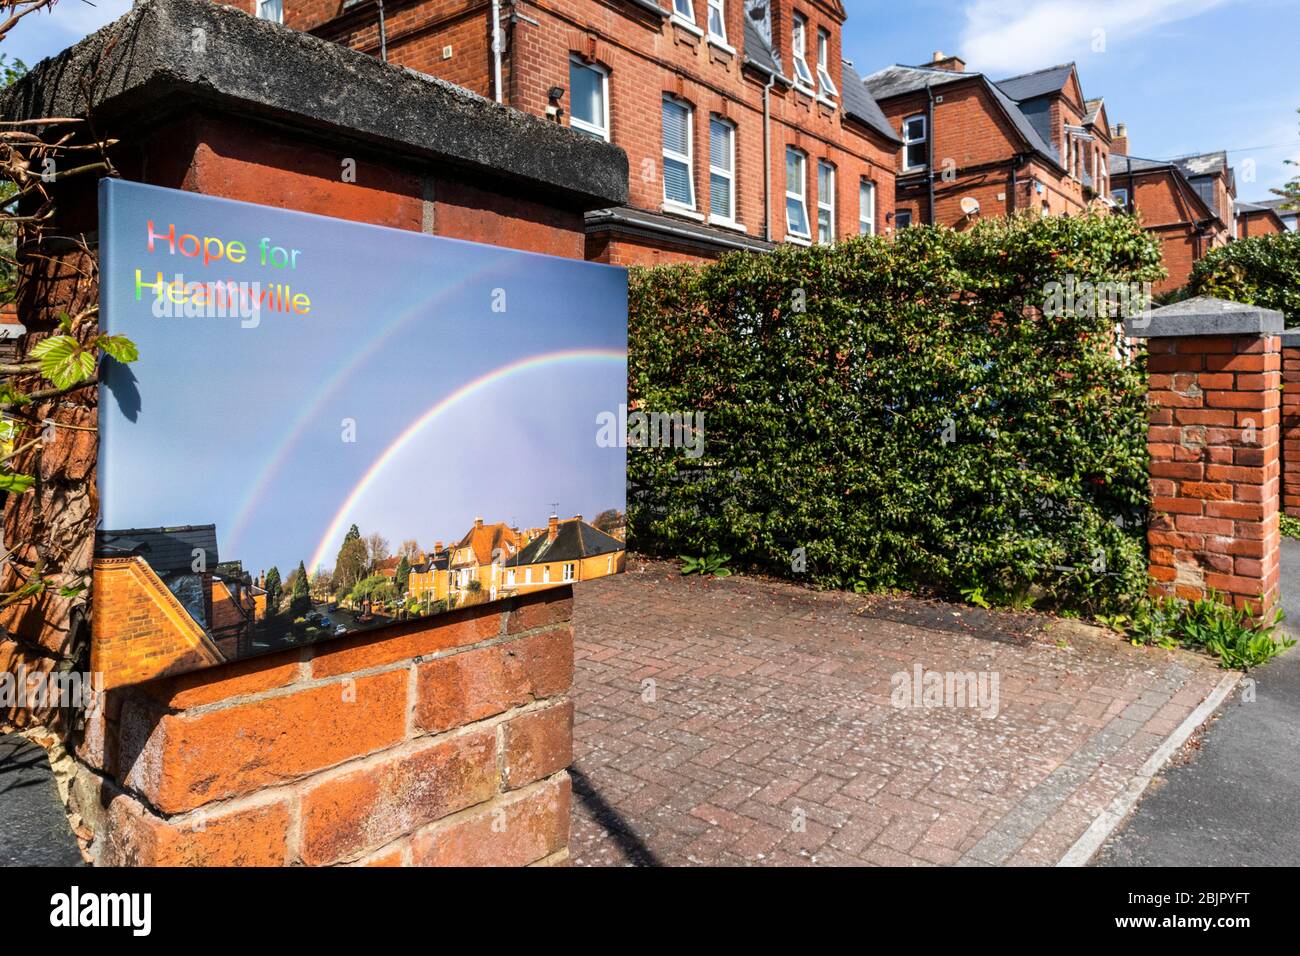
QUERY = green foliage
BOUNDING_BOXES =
[396,554,410,592]
[629,212,1162,613]
[1105,593,1294,670]
[1190,230,1300,326]
[289,559,311,613]
[679,553,733,577]
[1281,515,1300,541]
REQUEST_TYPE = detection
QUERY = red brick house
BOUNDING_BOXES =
[863,55,1114,228]
[241,0,901,265]
[1235,200,1289,238]
[1108,144,1233,294]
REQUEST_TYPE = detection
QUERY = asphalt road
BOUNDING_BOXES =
[1096,538,1300,866]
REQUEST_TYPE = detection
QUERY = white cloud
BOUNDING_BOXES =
[960,0,1233,75]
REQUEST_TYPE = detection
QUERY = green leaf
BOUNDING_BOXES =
[29,335,95,389]
[97,334,139,364]
[0,471,35,493]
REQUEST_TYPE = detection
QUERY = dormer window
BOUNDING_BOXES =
[791,14,815,90]
[816,28,838,99]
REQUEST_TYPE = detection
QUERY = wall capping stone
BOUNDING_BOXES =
[1126,296,1285,339]
[0,0,628,209]
[1279,329,1300,348]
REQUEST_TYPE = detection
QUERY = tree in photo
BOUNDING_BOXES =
[333,524,369,593]
[290,559,311,614]
[365,531,390,570]
[396,553,410,593]
[264,565,282,615]
[593,509,624,533]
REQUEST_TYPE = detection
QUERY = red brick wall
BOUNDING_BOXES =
[78,590,575,866]
[1284,342,1300,518]
[1145,334,1282,615]
[295,0,897,262]
[1238,210,1286,239]
[1122,170,1210,294]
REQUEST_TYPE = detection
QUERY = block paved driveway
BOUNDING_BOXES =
[568,558,1227,866]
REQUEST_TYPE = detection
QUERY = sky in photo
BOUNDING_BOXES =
[98,181,627,579]
[12,0,1297,197]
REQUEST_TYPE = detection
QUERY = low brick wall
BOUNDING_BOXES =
[71,589,574,866]
[1283,334,1300,519]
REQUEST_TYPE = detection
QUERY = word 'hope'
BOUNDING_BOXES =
[146,220,302,270]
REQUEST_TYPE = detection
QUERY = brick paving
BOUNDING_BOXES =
[569,558,1227,867]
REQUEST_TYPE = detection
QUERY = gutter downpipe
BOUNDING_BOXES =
[762,69,777,241]
[491,0,504,104]
[926,80,936,225]
[377,0,388,61]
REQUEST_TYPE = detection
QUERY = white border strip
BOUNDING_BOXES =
[1056,671,1241,867]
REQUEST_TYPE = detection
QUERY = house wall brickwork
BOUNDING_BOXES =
[270,0,899,263]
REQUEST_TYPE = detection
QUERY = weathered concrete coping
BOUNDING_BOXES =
[1126,296,1286,339]
[1,0,628,209]
[1280,328,1300,348]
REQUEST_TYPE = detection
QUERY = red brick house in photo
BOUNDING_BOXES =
[240,0,901,264]
[1108,147,1233,294]
[863,56,1114,228]
[1235,200,1289,238]
[1250,198,1299,233]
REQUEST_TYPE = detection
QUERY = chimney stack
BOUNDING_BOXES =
[573,514,583,524]
[474,516,484,529]
[547,514,559,542]
[435,540,443,553]
[1110,123,1128,156]
[927,50,966,72]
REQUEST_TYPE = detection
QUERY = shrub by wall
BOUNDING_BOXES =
[1191,230,1300,325]
[628,212,1165,612]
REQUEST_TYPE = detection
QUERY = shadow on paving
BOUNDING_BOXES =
[0,734,84,866]
[1096,537,1300,867]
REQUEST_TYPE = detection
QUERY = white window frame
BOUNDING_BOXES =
[256,0,283,23]
[672,0,702,34]
[785,147,810,241]
[543,565,551,584]
[568,57,610,142]
[902,114,927,171]
[707,0,728,44]
[563,563,576,582]
[662,96,697,213]
[817,160,836,244]
[1111,188,1129,209]
[791,14,815,91]
[524,568,533,584]
[816,28,838,99]
[506,569,516,587]
[895,209,913,229]
[607,555,614,573]
[859,178,876,236]
[708,115,737,226]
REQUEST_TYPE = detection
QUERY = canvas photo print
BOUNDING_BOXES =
[93,180,627,689]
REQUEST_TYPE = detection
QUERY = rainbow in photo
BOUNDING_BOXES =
[95,180,627,689]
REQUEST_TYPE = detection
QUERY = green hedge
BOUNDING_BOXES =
[1190,229,1300,325]
[628,212,1165,612]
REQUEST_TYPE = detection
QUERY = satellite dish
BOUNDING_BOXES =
[960,196,981,216]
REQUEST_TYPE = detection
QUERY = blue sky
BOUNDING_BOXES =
[13,0,1299,199]
[99,181,627,579]
[844,0,1300,199]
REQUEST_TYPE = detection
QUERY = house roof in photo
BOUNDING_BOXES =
[1174,150,1230,179]
[505,519,624,567]
[97,525,219,576]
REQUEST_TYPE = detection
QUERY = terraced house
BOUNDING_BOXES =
[233,0,901,263]
[863,56,1114,228]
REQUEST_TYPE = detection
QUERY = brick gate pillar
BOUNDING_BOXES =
[1282,329,1300,520]
[1128,297,1285,617]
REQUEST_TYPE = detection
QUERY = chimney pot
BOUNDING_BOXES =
[927,50,966,72]
[547,514,559,542]
[474,516,483,528]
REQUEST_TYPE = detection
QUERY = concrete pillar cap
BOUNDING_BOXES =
[1125,296,1284,338]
